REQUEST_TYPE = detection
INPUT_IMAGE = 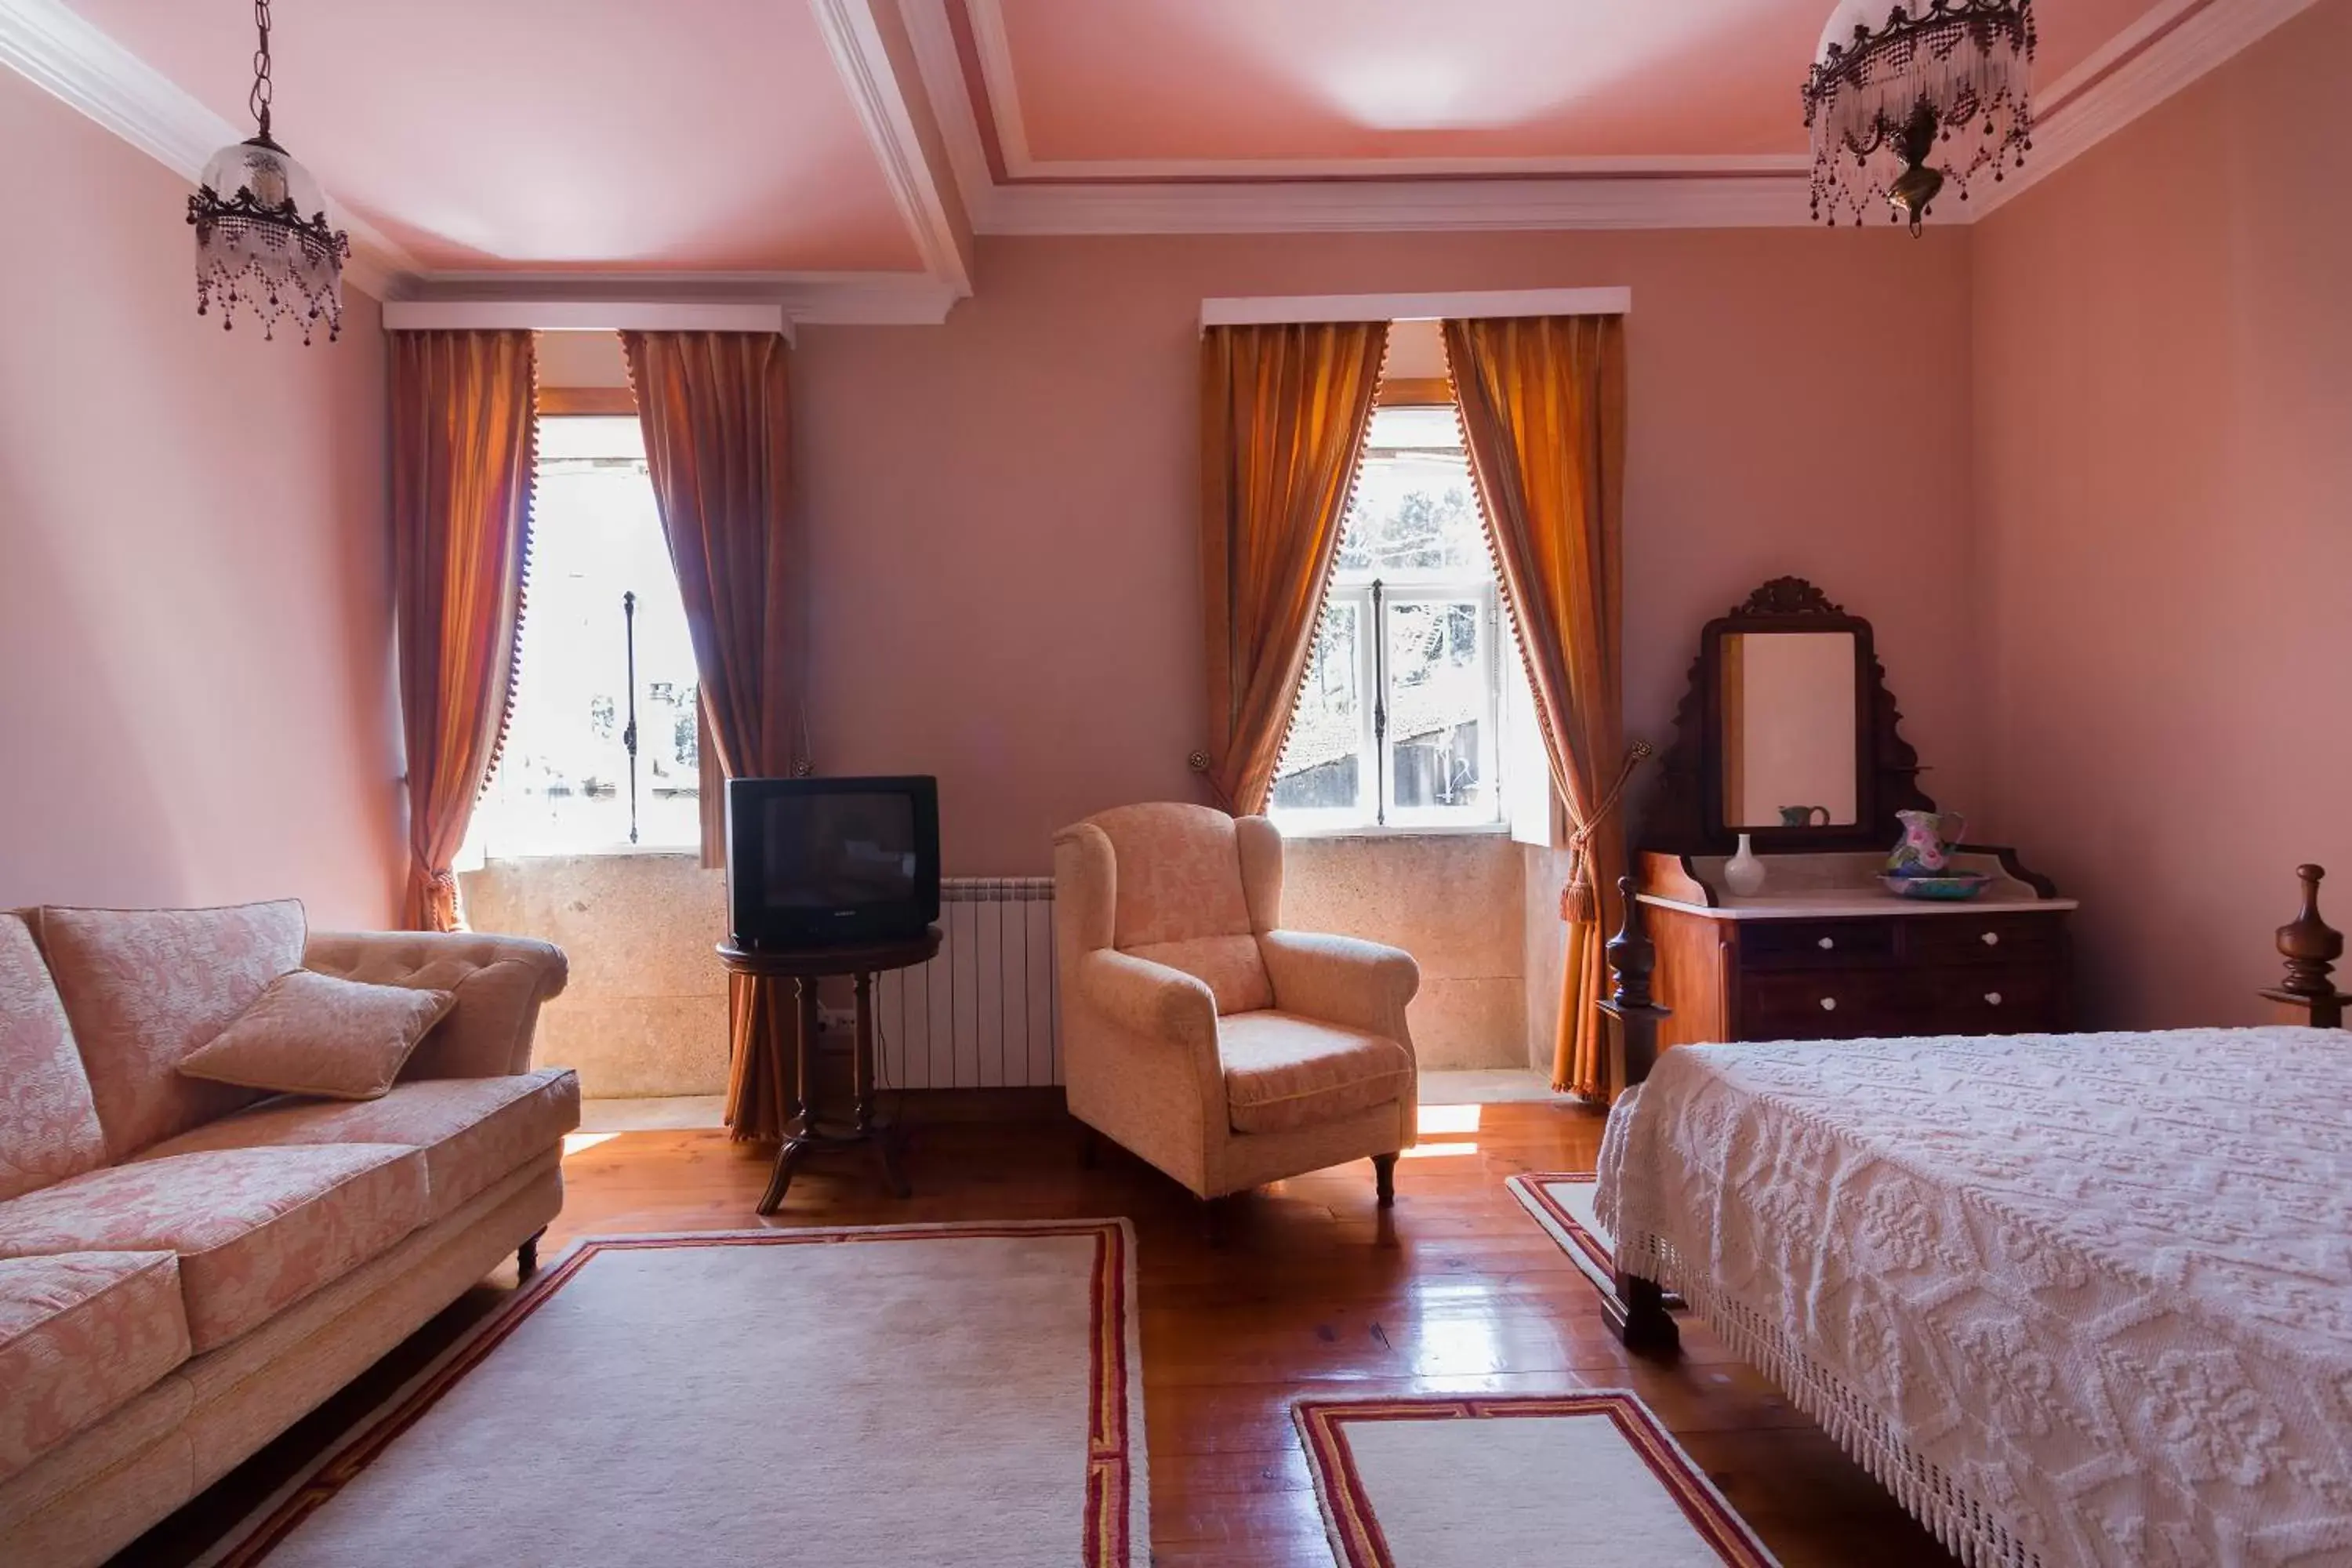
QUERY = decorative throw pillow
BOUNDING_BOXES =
[177,970,457,1102]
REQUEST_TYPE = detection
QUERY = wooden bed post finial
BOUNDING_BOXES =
[2262,864,2347,1029]
[1597,871,1680,1359]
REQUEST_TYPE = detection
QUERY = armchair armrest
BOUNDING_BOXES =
[304,930,568,1080]
[1076,949,1219,1050]
[1258,931,1419,1044]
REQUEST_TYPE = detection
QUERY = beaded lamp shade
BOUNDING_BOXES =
[186,0,350,343]
[1803,0,2037,234]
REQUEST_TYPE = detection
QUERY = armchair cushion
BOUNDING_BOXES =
[1124,936,1274,1015]
[1219,1011,1413,1135]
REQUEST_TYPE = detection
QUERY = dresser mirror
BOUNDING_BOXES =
[1720,630,1859,829]
[1645,576,1934,855]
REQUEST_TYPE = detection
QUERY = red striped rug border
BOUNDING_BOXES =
[209,1221,1135,1567]
[1294,1392,1778,1568]
[1503,1171,1615,1276]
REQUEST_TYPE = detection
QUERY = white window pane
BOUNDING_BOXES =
[1387,599,1488,815]
[1271,601,1363,816]
[464,419,701,858]
[1334,451,1484,581]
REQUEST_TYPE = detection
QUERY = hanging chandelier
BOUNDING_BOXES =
[1802,0,2036,235]
[187,0,349,343]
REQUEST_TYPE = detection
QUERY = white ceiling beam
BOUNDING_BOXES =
[809,0,971,299]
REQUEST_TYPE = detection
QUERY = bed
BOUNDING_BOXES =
[1592,867,2352,1568]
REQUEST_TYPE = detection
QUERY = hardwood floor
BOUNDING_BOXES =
[116,1102,1955,1566]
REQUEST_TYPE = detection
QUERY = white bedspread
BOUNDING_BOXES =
[1596,1026,2352,1568]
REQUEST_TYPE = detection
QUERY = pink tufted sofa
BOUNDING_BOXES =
[0,900,575,1568]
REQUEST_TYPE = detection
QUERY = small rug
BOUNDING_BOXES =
[202,1221,1145,1567]
[1504,1171,1619,1293]
[1296,1394,1778,1567]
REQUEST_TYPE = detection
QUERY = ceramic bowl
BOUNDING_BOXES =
[1881,872,1992,901]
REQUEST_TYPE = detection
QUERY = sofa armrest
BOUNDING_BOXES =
[304,931,568,1080]
[1076,949,1219,1051]
[1258,931,1420,1045]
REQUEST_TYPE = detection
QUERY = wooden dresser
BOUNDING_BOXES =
[1638,850,2078,1047]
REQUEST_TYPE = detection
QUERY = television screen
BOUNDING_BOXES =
[759,792,919,909]
[725,775,941,948]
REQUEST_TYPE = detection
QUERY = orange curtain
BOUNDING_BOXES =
[1198,321,1390,816]
[390,330,537,933]
[1444,316,1628,1099]
[622,330,805,1141]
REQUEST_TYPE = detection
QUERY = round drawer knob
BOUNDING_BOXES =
[1817,936,1836,950]
[1985,991,2004,1006]
[1819,996,1838,1011]
[1980,931,2001,946]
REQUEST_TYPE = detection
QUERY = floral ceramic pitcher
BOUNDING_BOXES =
[1886,809,1966,877]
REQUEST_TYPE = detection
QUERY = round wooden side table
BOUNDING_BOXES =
[717,927,942,1214]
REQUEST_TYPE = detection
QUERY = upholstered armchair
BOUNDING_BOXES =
[1051,803,1420,1206]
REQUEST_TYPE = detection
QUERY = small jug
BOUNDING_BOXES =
[1886,809,1967,878]
[1778,805,1831,827]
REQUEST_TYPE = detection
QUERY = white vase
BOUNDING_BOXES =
[1722,833,1767,897]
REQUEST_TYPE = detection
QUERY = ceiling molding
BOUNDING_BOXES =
[984,176,1815,235]
[900,0,999,227]
[1201,288,1631,330]
[1976,0,2323,214]
[808,0,971,298]
[0,0,412,296]
[394,270,962,329]
[383,300,796,339]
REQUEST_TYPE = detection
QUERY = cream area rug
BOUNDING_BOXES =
[1504,1171,1620,1293]
[203,1221,1145,1567]
[1297,1394,1778,1568]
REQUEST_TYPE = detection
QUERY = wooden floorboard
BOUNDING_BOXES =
[112,1102,1955,1567]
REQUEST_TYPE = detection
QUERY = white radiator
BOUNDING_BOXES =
[876,877,1060,1089]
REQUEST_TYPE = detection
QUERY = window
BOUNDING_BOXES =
[463,416,702,858]
[1270,404,1509,833]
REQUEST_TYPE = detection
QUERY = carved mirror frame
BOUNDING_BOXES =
[1642,577,1936,856]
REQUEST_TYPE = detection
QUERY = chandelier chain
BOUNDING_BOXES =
[249,0,273,143]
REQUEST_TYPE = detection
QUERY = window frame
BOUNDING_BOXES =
[1269,400,1513,840]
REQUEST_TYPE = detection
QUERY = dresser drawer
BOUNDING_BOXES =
[1903,913,2067,967]
[1737,920,1898,971]
[1738,969,1908,1039]
[1926,965,2071,1033]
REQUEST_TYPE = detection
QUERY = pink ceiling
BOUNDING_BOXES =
[977,0,2179,168]
[66,0,922,273]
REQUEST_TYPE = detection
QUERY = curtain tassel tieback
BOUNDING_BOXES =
[1563,739,1655,925]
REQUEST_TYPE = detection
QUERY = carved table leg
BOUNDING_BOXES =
[1372,1152,1397,1208]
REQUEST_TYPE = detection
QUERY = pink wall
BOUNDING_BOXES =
[796,227,1981,874]
[0,69,403,927]
[1971,0,2352,1026]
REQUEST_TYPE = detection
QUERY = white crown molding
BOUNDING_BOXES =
[808,0,971,298]
[984,176,1814,234]
[1976,0,2324,215]
[391,270,962,330]
[900,0,1000,229]
[0,0,412,296]
[382,300,794,339]
[1202,288,1631,330]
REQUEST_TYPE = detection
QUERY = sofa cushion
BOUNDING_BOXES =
[38,902,308,1157]
[0,916,107,1202]
[177,970,458,1102]
[0,1251,191,1483]
[0,1145,427,1352]
[1218,1011,1413,1134]
[139,1070,581,1222]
